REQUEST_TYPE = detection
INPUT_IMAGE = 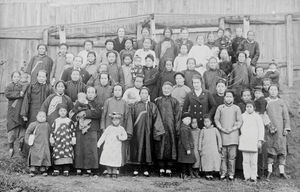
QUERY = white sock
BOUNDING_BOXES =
[268,164,273,173]
[279,165,285,174]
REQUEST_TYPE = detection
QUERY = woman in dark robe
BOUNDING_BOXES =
[113,27,126,53]
[155,27,178,72]
[40,81,73,126]
[128,87,165,177]
[73,87,101,175]
[21,70,53,125]
[26,44,53,84]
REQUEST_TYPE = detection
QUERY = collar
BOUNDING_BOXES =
[224,102,233,107]
[73,67,81,71]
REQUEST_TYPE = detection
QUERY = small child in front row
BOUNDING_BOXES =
[25,111,51,177]
[239,101,264,182]
[122,54,134,89]
[97,112,127,178]
[50,104,75,176]
[177,112,195,179]
[199,115,222,180]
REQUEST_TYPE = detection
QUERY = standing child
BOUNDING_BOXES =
[239,101,264,182]
[203,57,226,94]
[177,112,195,179]
[107,51,125,86]
[214,90,243,180]
[262,78,271,98]
[85,51,99,76]
[157,59,176,96]
[97,112,128,178]
[131,56,144,80]
[25,111,51,177]
[50,104,75,176]
[128,87,165,177]
[213,79,227,108]
[5,71,28,157]
[199,115,222,180]
[264,62,280,85]
[238,88,253,113]
[250,66,265,89]
[173,44,189,72]
[143,54,159,101]
[182,58,202,90]
[120,38,136,61]
[190,117,201,178]
[265,84,291,180]
[122,54,134,89]
[155,82,181,177]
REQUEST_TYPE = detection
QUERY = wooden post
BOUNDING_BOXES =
[150,14,156,41]
[59,26,66,44]
[42,29,49,45]
[219,17,225,29]
[286,14,293,87]
[243,16,250,38]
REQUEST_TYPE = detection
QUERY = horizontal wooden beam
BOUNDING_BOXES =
[155,27,219,34]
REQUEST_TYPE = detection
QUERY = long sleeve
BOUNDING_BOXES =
[86,74,97,87]
[100,100,109,130]
[97,127,108,147]
[215,128,222,150]
[173,99,182,133]
[256,115,265,141]
[182,94,190,113]
[4,84,22,100]
[60,69,69,82]
[180,127,191,151]
[207,92,217,117]
[234,107,243,129]
[152,103,165,141]
[24,122,37,144]
[118,66,125,86]
[198,129,204,151]
[214,106,222,129]
[144,69,159,86]
[124,102,133,139]
[40,94,53,113]
[251,42,260,66]
[25,57,34,75]
[118,127,128,141]
[85,102,101,120]
[20,85,31,117]
[282,101,291,131]
[50,58,57,79]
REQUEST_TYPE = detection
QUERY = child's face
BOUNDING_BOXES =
[145,58,154,68]
[87,87,96,100]
[181,29,189,39]
[254,91,263,100]
[236,28,243,37]
[208,58,218,70]
[192,79,202,90]
[238,53,246,62]
[56,82,65,94]
[87,54,96,63]
[107,53,116,63]
[182,117,191,125]
[112,118,121,126]
[84,42,93,51]
[71,71,80,81]
[191,118,198,129]
[36,112,46,123]
[38,46,46,55]
[12,72,21,83]
[256,67,264,77]
[247,31,255,41]
[187,59,196,70]
[140,89,149,101]
[175,75,185,86]
[196,36,204,45]
[242,91,252,102]
[203,118,212,128]
[165,61,173,71]
[143,39,151,49]
[269,64,277,71]
[73,57,83,68]
[106,42,114,50]
[246,104,254,114]
[125,40,133,49]
[113,86,123,98]
[66,54,74,64]
[263,80,271,90]
[100,74,109,86]
[123,56,132,65]
[180,45,188,54]
[134,58,142,66]
[224,92,234,104]
[59,45,68,55]
[216,83,226,95]
[37,71,47,84]
[220,49,229,59]
[134,77,143,89]
[269,86,278,98]
[208,33,215,42]
[58,108,67,117]
[162,84,172,96]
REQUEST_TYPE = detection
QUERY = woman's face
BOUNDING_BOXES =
[187,59,196,70]
[125,40,133,49]
[192,79,202,90]
[134,77,143,89]
[142,28,150,38]
[180,45,188,54]
[118,28,125,38]
[59,45,68,55]
[73,57,83,68]
[100,74,109,86]
[106,42,114,50]
[12,72,21,83]
[238,53,246,63]
[220,49,229,60]
[208,58,218,70]
[196,36,204,45]
[87,87,96,100]
[37,71,47,84]
[38,46,46,55]
[84,42,93,51]
[269,86,278,98]
[140,89,149,101]
[181,29,189,39]
[175,75,185,86]
[143,39,151,49]
[208,33,215,43]
[164,29,172,38]
[71,71,80,81]
[87,54,96,63]
[107,53,116,63]
[56,82,65,94]
[113,85,123,98]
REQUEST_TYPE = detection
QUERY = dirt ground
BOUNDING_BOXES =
[0,82,300,192]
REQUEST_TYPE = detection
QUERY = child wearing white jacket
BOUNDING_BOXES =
[239,101,264,182]
[97,112,127,178]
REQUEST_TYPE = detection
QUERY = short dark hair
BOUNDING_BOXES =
[11,71,21,79]
[245,100,255,108]
[83,40,94,46]
[105,39,115,46]
[106,51,117,58]
[37,44,47,51]
[224,90,235,98]
[145,54,154,62]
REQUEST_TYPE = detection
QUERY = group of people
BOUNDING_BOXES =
[4,26,290,182]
